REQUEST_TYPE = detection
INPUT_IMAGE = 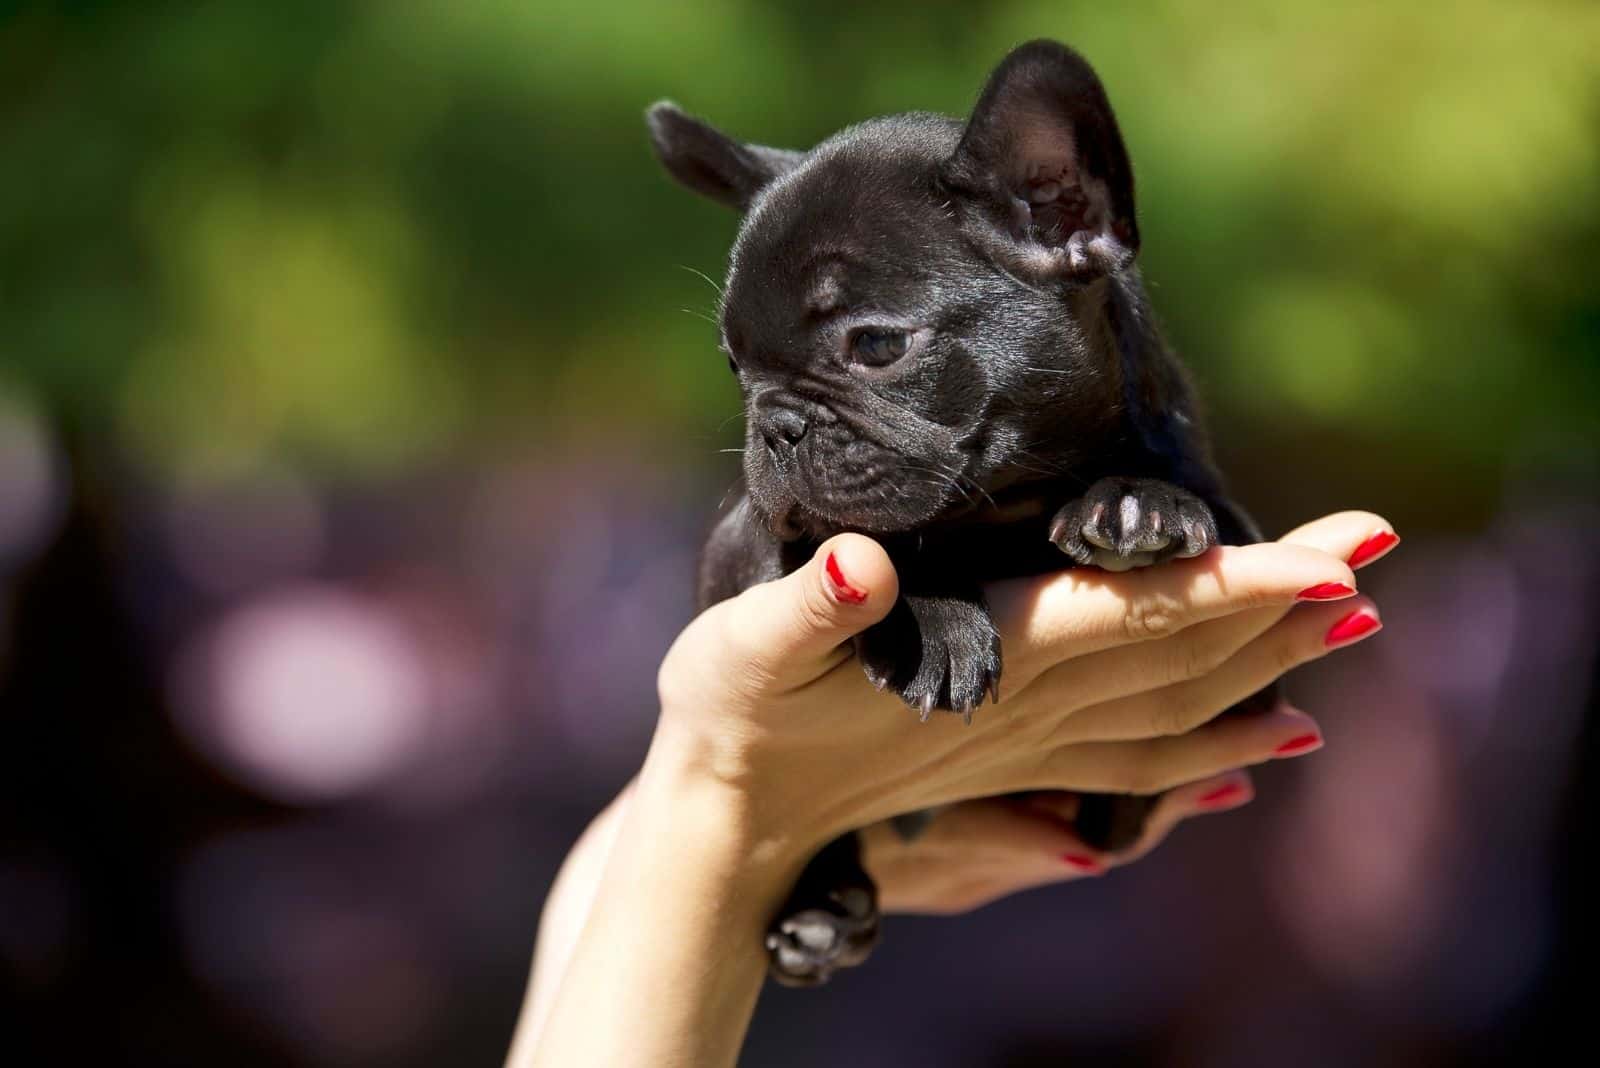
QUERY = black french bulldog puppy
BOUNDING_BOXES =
[647,40,1272,986]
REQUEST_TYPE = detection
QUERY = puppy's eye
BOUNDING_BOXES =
[849,329,912,367]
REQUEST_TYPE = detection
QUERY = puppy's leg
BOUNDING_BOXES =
[766,832,880,986]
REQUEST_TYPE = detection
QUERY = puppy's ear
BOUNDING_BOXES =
[942,41,1138,280]
[646,102,802,211]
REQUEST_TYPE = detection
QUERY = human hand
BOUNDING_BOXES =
[858,511,1396,913]
[649,511,1394,881]
[858,775,1251,914]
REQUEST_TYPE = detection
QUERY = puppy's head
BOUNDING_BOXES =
[648,41,1141,537]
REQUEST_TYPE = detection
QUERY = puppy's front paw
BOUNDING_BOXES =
[854,594,1001,721]
[1050,477,1217,571]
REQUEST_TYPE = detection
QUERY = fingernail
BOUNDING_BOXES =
[1196,782,1250,808]
[824,551,867,604]
[1347,530,1400,569]
[1061,853,1104,874]
[1274,732,1323,757]
[1325,609,1382,647]
[1297,582,1356,602]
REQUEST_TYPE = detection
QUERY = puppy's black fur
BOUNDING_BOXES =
[648,40,1272,986]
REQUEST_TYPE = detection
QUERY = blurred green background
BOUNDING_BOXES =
[3,3,1598,1066]
[4,0,1596,491]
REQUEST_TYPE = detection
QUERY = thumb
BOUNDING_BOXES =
[729,533,899,688]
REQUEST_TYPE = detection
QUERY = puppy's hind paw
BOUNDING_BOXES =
[766,886,880,987]
[1051,477,1217,572]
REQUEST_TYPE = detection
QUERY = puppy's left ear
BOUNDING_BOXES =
[646,101,802,211]
[942,40,1138,280]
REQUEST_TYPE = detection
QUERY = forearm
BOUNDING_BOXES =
[505,781,634,1063]
[512,742,804,1068]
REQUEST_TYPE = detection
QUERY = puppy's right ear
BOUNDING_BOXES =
[646,102,802,211]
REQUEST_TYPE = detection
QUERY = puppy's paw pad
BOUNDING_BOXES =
[765,889,880,987]
[1051,478,1217,570]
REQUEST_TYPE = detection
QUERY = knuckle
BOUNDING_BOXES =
[1147,695,1197,738]
[655,658,686,709]
[1122,593,1182,641]
[1172,635,1229,683]
[1036,719,1075,753]
[791,580,836,637]
[1031,746,1065,789]
[716,599,760,659]
[1271,634,1312,675]
[1030,706,1072,749]
[656,619,712,708]
[1111,753,1162,796]
[1239,582,1279,612]
[713,602,780,693]
[1144,703,1180,738]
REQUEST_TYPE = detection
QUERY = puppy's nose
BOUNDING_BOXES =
[760,407,810,453]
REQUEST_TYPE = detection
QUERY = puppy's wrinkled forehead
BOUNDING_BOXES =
[722,116,962,337]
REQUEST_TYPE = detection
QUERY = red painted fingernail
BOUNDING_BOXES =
[1347,530,1400,569]
[1325,609,1382,647]
[824,551,867,604]
[1196,782,1249,808]
[1061,853,1104,873]
[1297,582,1356,602]
[1274,732,1323,757]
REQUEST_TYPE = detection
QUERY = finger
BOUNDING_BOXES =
[904,773,1257,906]
[976,702,1324,798]
[723,533,898,688]
[946,795,1098,863]
[1052,512,1395,704]
[872,774,1255,916]
[864,796,1104,914]
[989,542,1358,685]
[1046,600,1382,744]
[1276,510,1400,569]
[994,512,1395,710]
[1006,589,1368,729]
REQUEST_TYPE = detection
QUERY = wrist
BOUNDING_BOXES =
[526,730,804,1067]
[636,726,814,908]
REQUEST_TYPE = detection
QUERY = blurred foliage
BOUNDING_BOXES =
[2,0,1597,483]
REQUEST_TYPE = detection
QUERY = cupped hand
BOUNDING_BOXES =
[861,511,1396,913]
[860,773,1253,914]
[651,511,1395,877]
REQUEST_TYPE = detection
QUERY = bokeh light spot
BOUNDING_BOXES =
[0,386,68,569]
[175,586,429,803]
